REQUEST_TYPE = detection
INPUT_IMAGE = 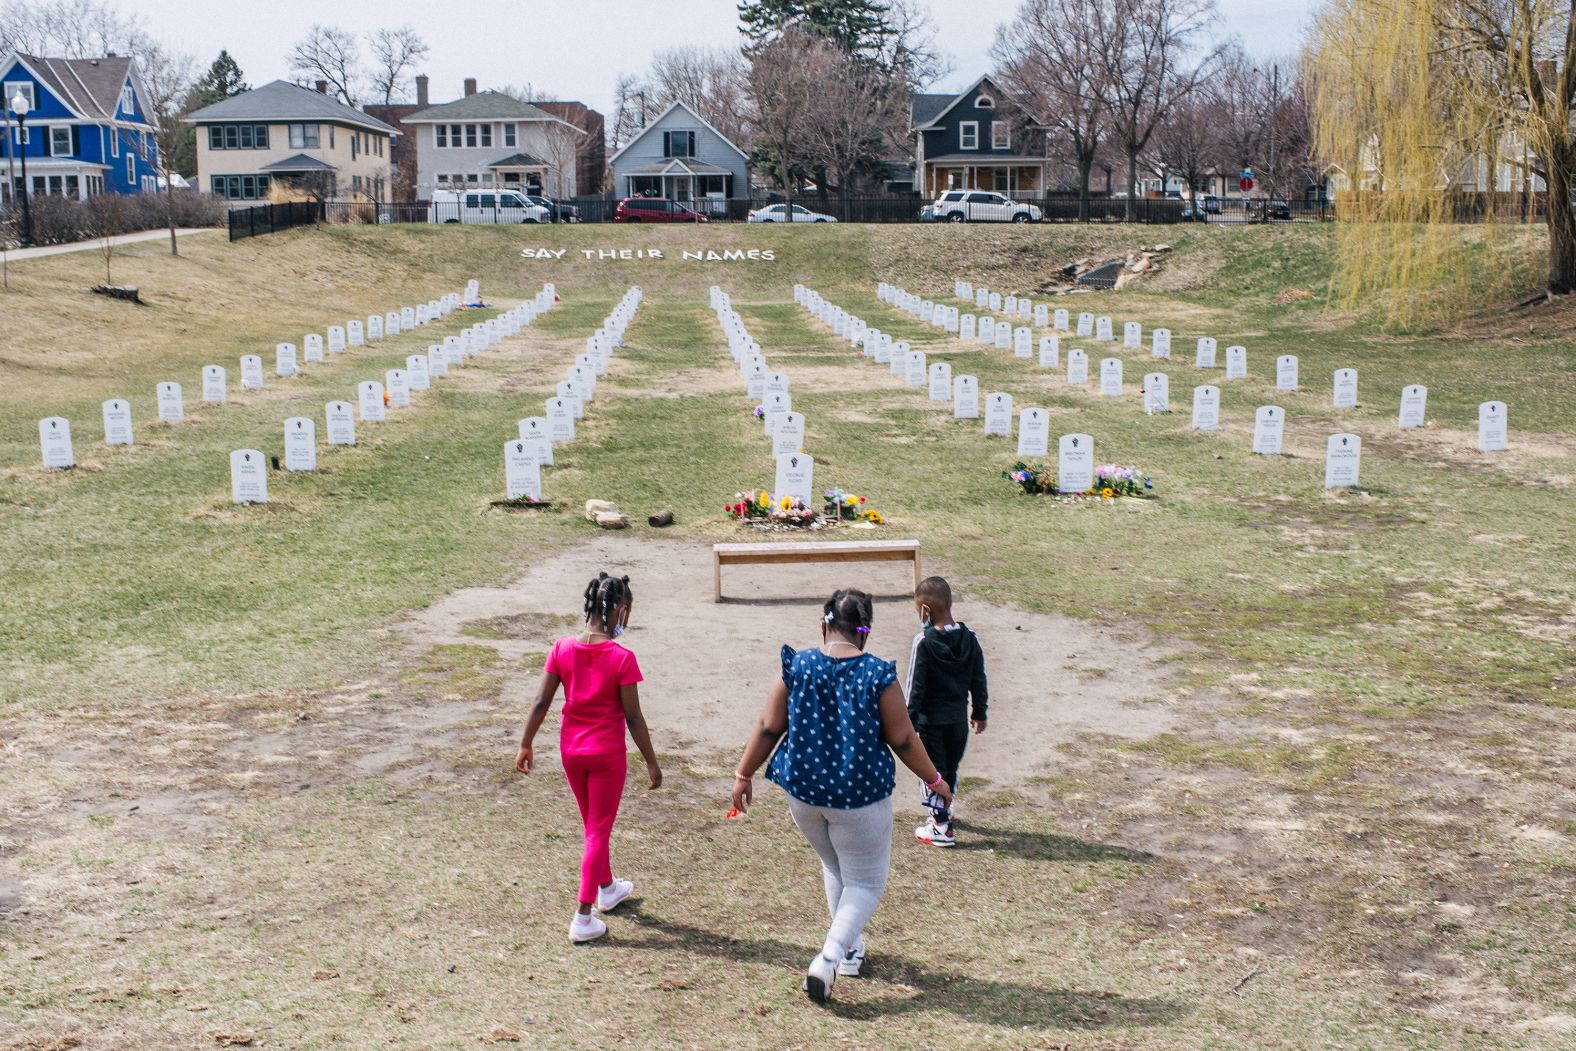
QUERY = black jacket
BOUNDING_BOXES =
[905,623,988,725]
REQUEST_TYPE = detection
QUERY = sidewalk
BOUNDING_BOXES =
[3,227,219,263]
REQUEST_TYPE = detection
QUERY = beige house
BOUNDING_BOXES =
[184,80,396,202]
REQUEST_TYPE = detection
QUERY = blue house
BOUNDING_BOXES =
[1,51,158,206]
[910,75,1049,200]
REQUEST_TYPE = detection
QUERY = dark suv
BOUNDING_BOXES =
[524,194,580,223]
[614,197,708,223]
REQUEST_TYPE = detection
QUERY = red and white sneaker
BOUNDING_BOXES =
[914,818,955,847]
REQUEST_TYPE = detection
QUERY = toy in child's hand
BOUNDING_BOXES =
[725,807,742,819]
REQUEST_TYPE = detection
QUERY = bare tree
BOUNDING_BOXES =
[609,74,648,151]
[647,45,752,146]
[289,24,361,105]
[801,35,906,209]
[746,28,829,191]
[0,0,150,58]
[1090,0,1221,218]
[115,45,195,255]
[1145,71,1219,202]
[537,121,584,200]
[877,0,951,89]
[366,26,428,106]
[993,0,1111,220]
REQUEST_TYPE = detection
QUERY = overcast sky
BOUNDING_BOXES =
[132,0,1317,113]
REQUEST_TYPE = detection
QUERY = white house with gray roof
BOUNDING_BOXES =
[184,79,396,201]
[608,100,749,212]
[401,81,582,200]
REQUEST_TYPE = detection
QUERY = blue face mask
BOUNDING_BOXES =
[612,623,625,639]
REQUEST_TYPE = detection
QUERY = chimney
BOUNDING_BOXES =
[316,80,328,94]
[464,77,477,97]
[106,50,116,58]
[416,74,429,107]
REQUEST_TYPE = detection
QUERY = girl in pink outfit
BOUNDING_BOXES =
[516,572,662,943]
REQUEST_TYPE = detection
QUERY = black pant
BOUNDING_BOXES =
[917,721,969,819]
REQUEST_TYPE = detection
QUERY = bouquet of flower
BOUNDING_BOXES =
[726,490,819,528]
[822,487,884,525]
[1003,462,1057,495]
[1003,462,1154,499]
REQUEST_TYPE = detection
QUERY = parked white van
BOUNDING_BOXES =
[428,189,551,224]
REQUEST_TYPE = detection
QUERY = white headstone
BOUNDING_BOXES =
[1004,295,1017,316]
[1058,433,1093,492]
[1066,349,1088,385]
[401,307,415,330]
[284,417,316,471]
[1123,321,1142,349]
[384,311,400,337]
[766,372,790,396]
[1195,337,1217,369]
[386,369,411,408]
[275,342,298,377]
[1192,385,1221,430]
[1477,401,1508,452]
[988,292,1002,312]
[1095,316,1113,342]
[772,411,806,458]
[1014,327,1032,358]
[517,417,554,466]
[1039,336,1059,369]
[367,314,383,341]
[230,449,268,504]
[983,392,1013,436]
[407,354,431,391]
[953,375,979,419]
[1018,299,1031,321]
[328,325,346,353]
[102,399,132,446]
[1034,304,1048,327]
[202,365,227,403]
[960,314,976,341]
[1276,354,1298,391]
[775,453,814,504]
[428,345,449,377]
[975,288,988,308]
[240,354,264,390]
[347,320,364,347]
[1100,358,1123,397]
[1017,408,1049,456]
[357,380,386,422]
[303,333,324,363]
[1152,328,1171,358]
[504,440,542,501]
[157,381,183,422]
[1143,372,1170,414]
[762,391,792,435]
[1252,405,1284,455]
[1054,308,1069,330]
[325,401,356,445]
[994,325,1012,351]
[979,317,995,346]
[1076,312,1093,337]
[1333,368,1358,408]
[555,382,584,420]
[546,398,575,442]
[39,416,74,468]
[1398,384,1427,428]
[1324,433,1362,488]
[905,351,927,387]
[928,362,952,401]
[1225,345,1247,380]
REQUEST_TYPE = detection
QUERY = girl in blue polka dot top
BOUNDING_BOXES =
[731,588,952,1005]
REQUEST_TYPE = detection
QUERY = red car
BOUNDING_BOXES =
[614,197,708,223]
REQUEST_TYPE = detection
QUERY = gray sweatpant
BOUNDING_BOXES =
[787,794,893,964]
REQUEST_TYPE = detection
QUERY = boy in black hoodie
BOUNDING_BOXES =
[905,576,987,847]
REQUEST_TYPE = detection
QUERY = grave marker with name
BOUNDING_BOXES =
[102,399,132,445]
[960,314,976,341]
[157,381,183,422]
[1100,357,1123,397]
[284,417,316,471]
[773,411,806,457]
[1076,311,1094,336]
[1398,384,1427,428]
[358,380,386,422]
[1192,385,1220,430]
[347,320,364,346]
[1276,354,1298,391]
[1096,316,1113,342]
[385,311,401,337]
[517,417,554,465]
[953,375,979,419]
[1017,407,1049,456]
[555,382,584,420]
[979,317,995,346]
[230,448,268,504]
[928,362,952,401]
[328,326,346,353]
[1478,401,1508,451]
[546,398,575,442]
[762,391,792,435]
[906,350,927,387]
[1054,307,1069,330]
[39,416,74,467]
[1324,433,1362,487]
[1332,368,1358,408]
[1195,337,1217,369]
[1252,405,1284,455]
[983,392,1013,436]
[504,440,543,501]
[1058,433,1093,492]
[386,369,412,408]
[1066,349,1088,385]
[304,333,324,363]
[202,365,227,403]
[1124,321,1142,349]
[1034,304,1048,327]
[1225,345,1247,380]
[367,314,384,341]
[326,401,356,445]
[275,342,298,377]
[994,325,1012,351]
[1039,336,1059,369]
[1152,328,1171,358]
[1143,372,1169,414]
[775,453,815,504]
[407,355,431,390]
[428,345,449,377]
[1014,327,1032,358]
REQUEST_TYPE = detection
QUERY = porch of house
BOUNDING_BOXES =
[2,158,110,205]
[922,159,1046,199]
[621,159,734,212]
[489,153,549,196]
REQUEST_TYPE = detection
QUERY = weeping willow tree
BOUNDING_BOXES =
[1308,0,1575,325]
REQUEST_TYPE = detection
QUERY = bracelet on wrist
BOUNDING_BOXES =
[925,771,944,789]
[734,771,753,781]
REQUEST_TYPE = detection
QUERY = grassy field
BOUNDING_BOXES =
[1,222,1573,1049]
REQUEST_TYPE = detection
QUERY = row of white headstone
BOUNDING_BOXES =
[503,287,644,503]
[232,285,557,504]
[709,286,815,503]
[37,285,479,469]
[929,280,1510,453]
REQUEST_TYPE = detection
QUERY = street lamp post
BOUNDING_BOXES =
[9,92,33,247]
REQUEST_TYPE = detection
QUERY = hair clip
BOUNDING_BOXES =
[855,626,871,635]
[823,612,834,624]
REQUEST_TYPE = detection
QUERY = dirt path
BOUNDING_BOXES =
[398,534,1180,781]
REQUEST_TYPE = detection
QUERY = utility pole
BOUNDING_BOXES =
[1268,63,1280,209]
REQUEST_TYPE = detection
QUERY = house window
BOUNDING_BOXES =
[436,124,446,147]
[479,124,492,147]
[288,123,320,148]
[119,85,133,114]
[110,128,119,155]
[976,95,995,108]
[449,123,461,147]
[352,174,362,193]
[65,175,78,196]
[992,167,1012,192]
[504,123,516,147]
[50,125,71,156]
[663,130,695,158]
[12,125,27,146]
[959,121,979,150]
[4,81,35,111]
[991,122,1011,149]
[329,126,335,149]
[463,123,476,147]
[351,135,358,160]
[126,154,134,183]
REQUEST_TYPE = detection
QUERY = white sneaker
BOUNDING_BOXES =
[915,818,955,847]
[597,877,633,912]
[804,953,837,1004]
[568,911,607,944]
[837,941,866,977]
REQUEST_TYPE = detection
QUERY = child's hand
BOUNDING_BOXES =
[731,775,753,814]
[932,779,953,806]
[971,719,987,734]
[515,745,533,775]
[646,758,663,791]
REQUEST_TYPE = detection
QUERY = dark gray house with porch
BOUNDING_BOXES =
[910,75,1049,199]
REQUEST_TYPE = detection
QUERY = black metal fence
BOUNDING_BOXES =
[227,200,325,241]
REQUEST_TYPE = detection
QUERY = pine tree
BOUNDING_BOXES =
[170,51,250,178]
[738,0,893,59]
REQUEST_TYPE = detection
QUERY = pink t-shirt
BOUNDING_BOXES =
[546,637,643,755]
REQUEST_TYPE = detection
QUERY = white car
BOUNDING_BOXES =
[427,189,551,225]
[931,190,1042,223]
[747,203,838,223]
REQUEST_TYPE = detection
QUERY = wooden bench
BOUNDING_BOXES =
[713,539,921,602]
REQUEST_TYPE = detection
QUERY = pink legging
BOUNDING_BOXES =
[562,751,627,904]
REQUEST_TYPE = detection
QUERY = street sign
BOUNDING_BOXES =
[1239,171,1255,193]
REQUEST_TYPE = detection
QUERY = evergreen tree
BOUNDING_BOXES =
[170,51,249,178]
[738,0,893,59]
